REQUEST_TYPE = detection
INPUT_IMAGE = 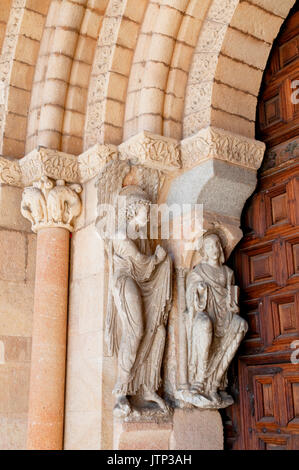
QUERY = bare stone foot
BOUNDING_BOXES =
[113,395,131,418]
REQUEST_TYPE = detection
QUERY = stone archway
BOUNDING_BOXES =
[0,0,297,451]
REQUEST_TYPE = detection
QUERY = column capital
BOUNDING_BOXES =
[21,177,82,233]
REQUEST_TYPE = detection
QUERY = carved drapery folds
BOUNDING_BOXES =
[0,127,266,417]
[96,182,173,420]
[175,233,248,410]
[21,176,82,233]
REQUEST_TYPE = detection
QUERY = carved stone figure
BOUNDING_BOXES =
[21,176,82,232]
[104,185,172,418]
[47,180,82,226]
[177,233,248,409]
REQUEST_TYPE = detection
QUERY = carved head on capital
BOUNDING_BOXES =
[118,185,151,227]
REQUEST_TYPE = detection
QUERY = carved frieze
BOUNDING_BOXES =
[119,131,181,173]
[78,143,118,182]
[20,148,80,186]
[181,126,266,170]
[0,156,22,186]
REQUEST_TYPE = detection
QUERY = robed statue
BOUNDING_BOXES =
[178,233,248,409]
[104,185,172,418]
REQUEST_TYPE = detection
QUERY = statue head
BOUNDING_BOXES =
[118,185,151,228]
[201,233,225,265]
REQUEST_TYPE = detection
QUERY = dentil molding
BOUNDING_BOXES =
[0,127,266,188]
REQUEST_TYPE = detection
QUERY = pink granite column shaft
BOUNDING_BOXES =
[27,227,70,450]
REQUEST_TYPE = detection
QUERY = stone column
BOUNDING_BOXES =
[20,176,82,450]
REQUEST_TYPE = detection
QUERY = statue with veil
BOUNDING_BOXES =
[101,184,172,418]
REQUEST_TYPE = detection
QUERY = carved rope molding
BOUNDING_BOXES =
[181,126,266,170]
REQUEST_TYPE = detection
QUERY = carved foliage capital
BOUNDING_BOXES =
[21,176,82,233]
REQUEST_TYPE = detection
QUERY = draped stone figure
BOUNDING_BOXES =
[104,185,172,418]
[177,233,248,409]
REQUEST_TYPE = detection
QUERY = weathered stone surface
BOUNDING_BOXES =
[167,159,257,219]
[21,177,82,233]
[170,408,223,450]
[176,233,248,408]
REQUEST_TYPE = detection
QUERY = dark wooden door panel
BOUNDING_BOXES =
[238,361,299,450]
[225,5,299,451]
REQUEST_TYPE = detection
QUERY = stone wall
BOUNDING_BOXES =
[0,184,35,449]
[0,0,296,451]
[64,177,117,449]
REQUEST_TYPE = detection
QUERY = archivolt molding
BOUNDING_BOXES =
[0,0,27,154]
[181,126,265,170]
[183,0,239,138]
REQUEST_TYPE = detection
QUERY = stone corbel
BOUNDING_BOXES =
[167,126,266,261]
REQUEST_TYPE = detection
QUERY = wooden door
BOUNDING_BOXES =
[224,5,299,450]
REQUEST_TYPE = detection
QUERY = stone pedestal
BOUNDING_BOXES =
[114,420,173,451]
[170,409,223,450]
[113,409,223,450]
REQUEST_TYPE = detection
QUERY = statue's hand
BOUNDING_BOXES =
[155,245,166,263]
[197,281,206,292]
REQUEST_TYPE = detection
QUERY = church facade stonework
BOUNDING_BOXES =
[0,0,297,451]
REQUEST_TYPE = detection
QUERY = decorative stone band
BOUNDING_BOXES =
[0,128,265,190]
[0,156,22,186]
[181,126,266,170]
[78,143,118,182]
[119,131,181,172]
[20,148,80,186]
[21,177,82,233]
